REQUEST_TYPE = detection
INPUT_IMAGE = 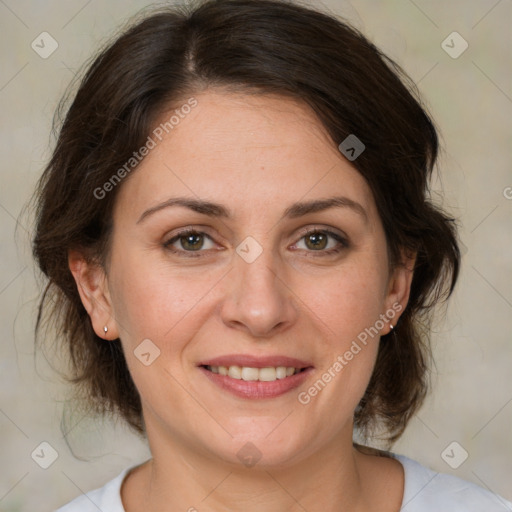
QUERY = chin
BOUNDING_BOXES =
[208,426,311,469]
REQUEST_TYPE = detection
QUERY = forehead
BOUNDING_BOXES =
[152,91,338,165]
[113,90,376,223]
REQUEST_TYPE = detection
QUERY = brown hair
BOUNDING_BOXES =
[32,0,460,445]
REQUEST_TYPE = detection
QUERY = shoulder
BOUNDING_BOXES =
[393,453,512,512]
[54,465,134,512]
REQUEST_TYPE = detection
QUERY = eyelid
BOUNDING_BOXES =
[290,225,350,253]
[163,224,349,257]
[163,227,217,248]
[293,224,348,242]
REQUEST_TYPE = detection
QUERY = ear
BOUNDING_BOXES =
[382,250,416,335]
[68,249,119,340]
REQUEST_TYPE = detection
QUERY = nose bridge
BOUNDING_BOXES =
[238,243,278,293]
[221,236,296,336]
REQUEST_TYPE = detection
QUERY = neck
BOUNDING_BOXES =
[136,423,372,512]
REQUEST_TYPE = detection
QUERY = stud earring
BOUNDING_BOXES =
[390,324,394,330]
[104,326,108,334]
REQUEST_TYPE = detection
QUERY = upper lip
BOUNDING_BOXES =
[198,354,313,369]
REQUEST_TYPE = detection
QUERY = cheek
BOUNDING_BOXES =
[308,263,388,341]
[107,252,220,408]
[108,248,219,347]
[298,255,389,400]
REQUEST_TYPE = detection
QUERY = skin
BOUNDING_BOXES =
[69,90,414,512]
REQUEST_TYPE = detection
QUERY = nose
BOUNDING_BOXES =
[219,247,298,338]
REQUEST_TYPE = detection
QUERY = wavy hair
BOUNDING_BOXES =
[32,0,460,445]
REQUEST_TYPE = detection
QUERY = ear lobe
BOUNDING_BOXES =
[68,249,119,340]
[384,251,416,330]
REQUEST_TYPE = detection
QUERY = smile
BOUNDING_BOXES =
[204,365,305,382]
[197,355,314,398]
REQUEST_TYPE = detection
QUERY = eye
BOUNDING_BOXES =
[163,229,216,257]
[163,226,349,259]
[292,228,349,256]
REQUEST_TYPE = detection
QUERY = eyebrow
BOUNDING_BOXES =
[136,195,368,224]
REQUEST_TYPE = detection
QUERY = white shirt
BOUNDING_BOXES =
[55,453,512,511]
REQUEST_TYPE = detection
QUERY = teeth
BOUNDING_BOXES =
[228,365,242,379]
[276,366,287,379]
[259,367,277,381]
[207,365,301,382]
[241,367,259,381]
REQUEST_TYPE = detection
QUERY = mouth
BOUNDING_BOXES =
[197,355,314,399]
[201,364,307,382]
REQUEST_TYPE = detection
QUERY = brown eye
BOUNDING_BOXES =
[304,232,329,250]
[294,228,349,255]
[164,230,216,255]
[178,232,205,251]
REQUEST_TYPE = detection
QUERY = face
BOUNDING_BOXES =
[72,90,412,468]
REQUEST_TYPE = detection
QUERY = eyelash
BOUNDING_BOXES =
[163,227,349,258]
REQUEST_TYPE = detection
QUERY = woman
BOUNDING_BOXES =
[32,0,511,510]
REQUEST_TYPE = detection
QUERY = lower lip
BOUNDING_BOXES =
[198,366,314,399]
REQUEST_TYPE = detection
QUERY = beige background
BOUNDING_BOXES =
[0,0,511,510]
